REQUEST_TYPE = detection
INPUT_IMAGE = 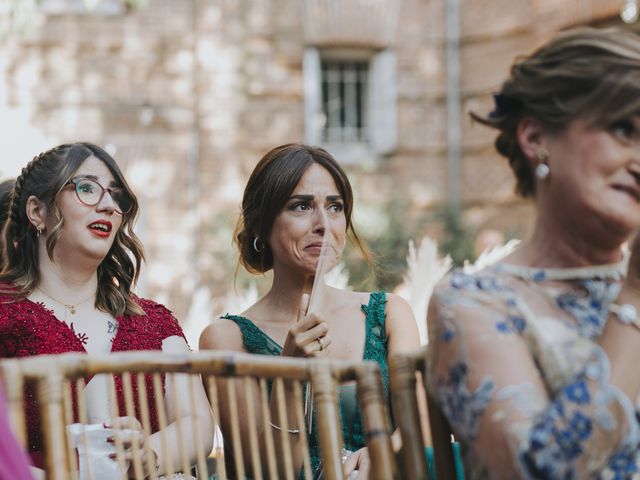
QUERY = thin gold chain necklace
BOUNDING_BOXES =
[36,287,95,315]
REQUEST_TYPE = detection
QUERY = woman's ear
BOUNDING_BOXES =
[516,117,548,166]
[25,195,47,232]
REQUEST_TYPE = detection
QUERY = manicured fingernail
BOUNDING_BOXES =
[106,437,114,443]
[108,454,116,460]
[103,422,111,428]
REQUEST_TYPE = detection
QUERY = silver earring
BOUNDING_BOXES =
[535,163,550,180]
[36,225,42,238]
[253,237,262,253]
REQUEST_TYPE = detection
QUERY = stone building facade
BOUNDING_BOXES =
[0,0,632,326]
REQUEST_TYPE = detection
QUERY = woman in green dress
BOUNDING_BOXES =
[199,143,419,479]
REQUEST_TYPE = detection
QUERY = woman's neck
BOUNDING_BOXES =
[36,249,99,303]
[505,214,625,269]
[257,266,315,323]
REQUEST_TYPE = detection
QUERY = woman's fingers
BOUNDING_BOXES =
[110,447,157,478]
[343,448,370,479]
[107,428,157,478]
[293,312,324,332]
[296,320,328,343]
[105,416,155,479]
[107,416,142,431]
[343,451,359,474]
[296,323,330,354]
[283,299,331,357]
[301,334,331,357]
[355,452,370,479]
[109,429,144,449]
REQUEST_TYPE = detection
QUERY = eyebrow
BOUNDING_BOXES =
[288,194,343,202]
[73,174,119,188]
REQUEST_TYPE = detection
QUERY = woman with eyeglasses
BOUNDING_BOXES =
[0,143,213,479]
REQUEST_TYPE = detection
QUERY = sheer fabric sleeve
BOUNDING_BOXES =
[427,271,639,479]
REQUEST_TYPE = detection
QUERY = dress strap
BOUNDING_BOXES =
[361,291,389,378]
[361,291,388,349]
[352,291,390,449]
[221,314,282,356]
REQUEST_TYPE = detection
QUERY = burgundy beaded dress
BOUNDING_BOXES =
[0,289,186,467]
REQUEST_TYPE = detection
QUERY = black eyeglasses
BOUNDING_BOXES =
[65,177,133,215]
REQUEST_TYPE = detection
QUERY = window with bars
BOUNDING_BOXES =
[321,60,369,143]
[304,48,397,163]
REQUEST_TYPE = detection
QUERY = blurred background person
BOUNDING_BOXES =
[428,28,640,478]
[200,143,419,479]
[0,143,213,479]
[0,178,15,267]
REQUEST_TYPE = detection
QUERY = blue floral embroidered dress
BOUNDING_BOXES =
[427,258,640,479]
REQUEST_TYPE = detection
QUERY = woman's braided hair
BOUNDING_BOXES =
[471,27,640,197]
[0,143,145,316]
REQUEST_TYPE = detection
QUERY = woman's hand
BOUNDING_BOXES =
[107,416,158,478]
[343,447,370,479]
[281,294,331,358]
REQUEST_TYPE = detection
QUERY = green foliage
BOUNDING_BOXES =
[343,200,476,291]
[345,198,418,292]
[435,206,476,267]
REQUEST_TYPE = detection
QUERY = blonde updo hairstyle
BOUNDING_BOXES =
[472,27,640,197]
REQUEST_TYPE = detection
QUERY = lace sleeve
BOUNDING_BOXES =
[427,272,639,479]
[135,298,186,343]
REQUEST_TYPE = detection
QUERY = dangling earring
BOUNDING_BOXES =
[36,225,43,238]
[253,237,262,253]
[535,149,550,180]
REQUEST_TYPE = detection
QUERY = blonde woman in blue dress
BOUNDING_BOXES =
[428,28,640,479]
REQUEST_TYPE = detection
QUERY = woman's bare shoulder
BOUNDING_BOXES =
[198,314,246,352]
[328,287,370,305]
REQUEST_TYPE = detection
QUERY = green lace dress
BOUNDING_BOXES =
[221,291,390,479]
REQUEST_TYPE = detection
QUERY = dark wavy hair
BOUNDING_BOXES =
[472,27,640,197]
[0,143,145,316]
[0,178,15,268]
[235,143,370,274]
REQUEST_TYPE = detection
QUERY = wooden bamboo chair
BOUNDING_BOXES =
[1,351,397,480]
[389,347,457,480]
[0,357,28,448]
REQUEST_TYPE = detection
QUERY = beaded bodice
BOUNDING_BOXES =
[0,291,186,454]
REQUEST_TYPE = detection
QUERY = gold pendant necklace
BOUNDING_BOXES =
[37,287,95,315]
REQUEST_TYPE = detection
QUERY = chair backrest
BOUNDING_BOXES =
[1,351,397,480]
[389,347,457,480]
[0,358,28,447]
